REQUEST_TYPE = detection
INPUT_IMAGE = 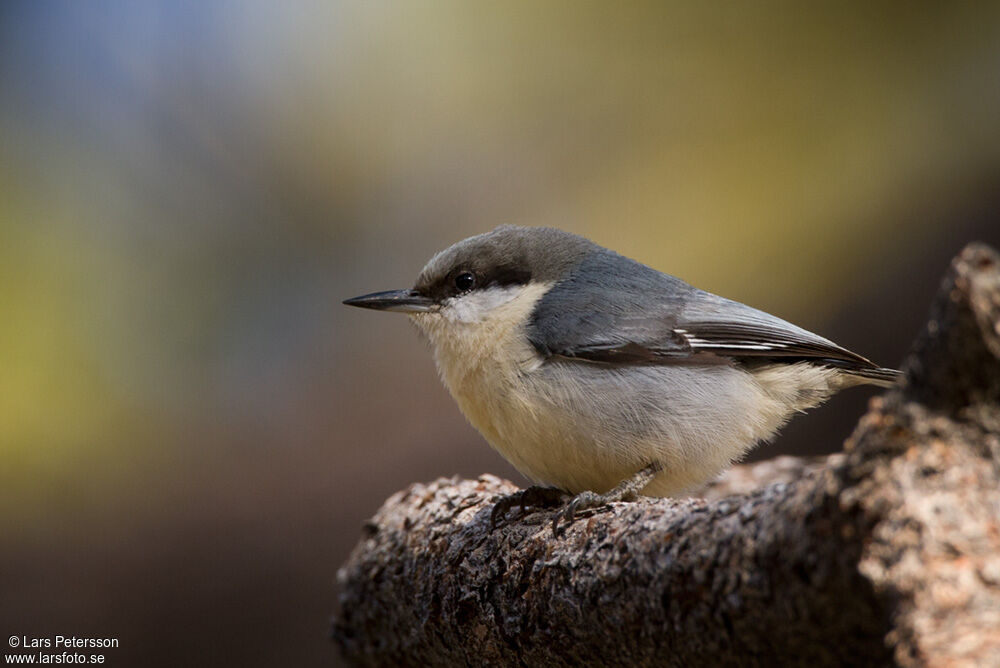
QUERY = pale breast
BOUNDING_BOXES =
[411,284,827,497]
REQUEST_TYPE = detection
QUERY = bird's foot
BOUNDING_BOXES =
[551,462,663,536]
[490,485,568,530]
[550,489,634,536]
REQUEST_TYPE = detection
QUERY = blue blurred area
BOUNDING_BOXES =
[2,2,999,665]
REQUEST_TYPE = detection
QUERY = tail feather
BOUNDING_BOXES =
[840,365,903,388]
[807,356,903,388]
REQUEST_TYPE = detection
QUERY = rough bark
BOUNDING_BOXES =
[332,243,1000,667]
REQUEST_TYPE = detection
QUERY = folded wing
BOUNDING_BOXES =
[527,250,884,373]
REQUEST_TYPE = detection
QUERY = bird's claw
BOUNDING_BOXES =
[551,490,607,536]
[492,474,650,535]
[489,486,567,531]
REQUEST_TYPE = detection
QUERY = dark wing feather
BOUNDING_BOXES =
[527,250,883,373]
[526,251,693,362]
[672,291,881,369]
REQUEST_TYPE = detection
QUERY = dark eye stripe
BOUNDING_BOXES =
[486,266,531,288]
[419,264,531,302]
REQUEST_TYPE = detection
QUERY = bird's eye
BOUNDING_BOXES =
[454,271,476,292]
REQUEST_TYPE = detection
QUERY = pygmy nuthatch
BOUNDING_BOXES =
[345,226,900,532]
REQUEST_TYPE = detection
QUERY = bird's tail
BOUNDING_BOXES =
[841,366,903,388]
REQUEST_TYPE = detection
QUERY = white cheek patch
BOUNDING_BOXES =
[443,285,531,323]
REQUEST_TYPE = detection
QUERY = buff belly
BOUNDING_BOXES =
[410,282,842,497]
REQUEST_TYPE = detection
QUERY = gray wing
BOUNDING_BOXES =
[527,250,881,371]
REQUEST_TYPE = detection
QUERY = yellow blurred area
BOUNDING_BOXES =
[1,2,999,666]
[0,191,119,456]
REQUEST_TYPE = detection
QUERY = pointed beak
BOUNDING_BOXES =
[342,289,435,313]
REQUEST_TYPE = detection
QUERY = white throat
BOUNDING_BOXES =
[443,285,541,324]
[409,282,551,388]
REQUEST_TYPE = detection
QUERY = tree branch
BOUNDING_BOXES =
[332,243,1000,667]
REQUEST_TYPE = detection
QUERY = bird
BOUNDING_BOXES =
[344,226,900,533]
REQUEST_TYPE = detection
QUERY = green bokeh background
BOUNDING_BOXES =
[2,2,999,665]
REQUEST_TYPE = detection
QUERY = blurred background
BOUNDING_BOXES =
[2,1,999,665]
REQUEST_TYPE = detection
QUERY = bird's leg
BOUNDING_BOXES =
[552,462,663,536]
[490,485,569,531]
